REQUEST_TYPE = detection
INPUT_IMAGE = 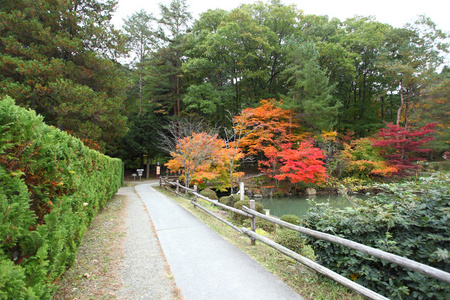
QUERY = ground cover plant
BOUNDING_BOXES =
[0,97,123,299]
[302,173,450,299]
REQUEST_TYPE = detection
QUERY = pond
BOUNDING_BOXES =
[259,194,359,219]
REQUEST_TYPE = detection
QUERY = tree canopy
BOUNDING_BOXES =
[0,0,128,154]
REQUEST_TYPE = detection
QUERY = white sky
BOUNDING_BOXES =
[112,0,450,33]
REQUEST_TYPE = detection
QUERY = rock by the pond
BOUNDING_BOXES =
[305,188,316,195]
[253,193,263,198]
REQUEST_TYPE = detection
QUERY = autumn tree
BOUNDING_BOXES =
[222,110,255,194]
[372,122,436,176]
[335,138,398,179]
[165,132,223,189]
[259,141,328,191]
[237,99,300,158]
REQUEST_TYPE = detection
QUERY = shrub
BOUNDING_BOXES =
[0,97,123,299]
[232,200,264,225]
[274,230,305,254]
[199,188,218,200]
[219,194,249,207]
[242,218,276,233]
[302,174,450,299]
[280,214,301,225]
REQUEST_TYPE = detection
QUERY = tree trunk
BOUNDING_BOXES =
[404,86,412,128]
[139,71,143,116]
[396,80,404,126]
[146,154,150,179]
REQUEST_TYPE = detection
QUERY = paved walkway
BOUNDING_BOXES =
[135,183,303,300]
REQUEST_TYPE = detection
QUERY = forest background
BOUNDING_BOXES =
[1,0,449,189]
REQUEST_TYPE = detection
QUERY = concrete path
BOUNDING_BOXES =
[135,183,303,300]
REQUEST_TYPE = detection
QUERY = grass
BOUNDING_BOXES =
[52,194,128,299]
[156,186,363,300]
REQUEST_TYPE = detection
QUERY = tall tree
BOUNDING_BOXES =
[409,67,450,156]
[380,16,449,127]
[0,0,128,153]
[149,0,192,116]
[123,9,157,116]
[282,38,341,131]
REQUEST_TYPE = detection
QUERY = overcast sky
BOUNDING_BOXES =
[111,0,450,33]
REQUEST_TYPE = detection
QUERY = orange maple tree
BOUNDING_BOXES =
[235,99,300,157]
[192,146,245,191]
[165,132,224,188]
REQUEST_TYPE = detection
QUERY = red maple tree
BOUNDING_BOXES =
[372,122,436,175]
[259,141,328,189]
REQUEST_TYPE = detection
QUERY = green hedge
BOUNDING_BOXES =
[0,97,123,299]
[302,175,450,299]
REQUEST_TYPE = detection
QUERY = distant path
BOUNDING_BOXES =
[135,182,304,300]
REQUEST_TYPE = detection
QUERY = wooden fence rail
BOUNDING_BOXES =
[241,228,388,300]
[241,206,450,284]
[162,178,450,299]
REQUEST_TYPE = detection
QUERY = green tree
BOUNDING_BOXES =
[146,0,192,116]
[336,16,392,135]
[123,9,157,116]
[119,109,164,176]
[0,0,128,153]
[409,67,450,157]
[282,39,341,131]
[380,16,449,128]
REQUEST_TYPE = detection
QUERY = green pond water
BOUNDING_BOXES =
[259,194,357,218]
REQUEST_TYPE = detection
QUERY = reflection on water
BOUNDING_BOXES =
[259,194,357,218]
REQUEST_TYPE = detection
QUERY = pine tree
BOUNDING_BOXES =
[0,0,128,153]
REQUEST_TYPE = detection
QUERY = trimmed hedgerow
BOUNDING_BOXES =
[0,97,123,299]
[302,175,450,299]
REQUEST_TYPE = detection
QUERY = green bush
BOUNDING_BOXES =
[274,230,305,254]
[199,188,218,200]
[219,194,249,207]
[302,174,450,299]
[232,200,264,225]
[0,97,123,299]
[280,214,301,226]
[242,218,276,233]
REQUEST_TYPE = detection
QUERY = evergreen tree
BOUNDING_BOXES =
[283,39,341,131]
[0,0,128,153]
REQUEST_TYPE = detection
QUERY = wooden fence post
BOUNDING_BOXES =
[250,199,256,246]
[193,185,198,208]
[240,182,245,201]
[176,180,179,195]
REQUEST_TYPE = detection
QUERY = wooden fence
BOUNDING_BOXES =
[162,178,450,300]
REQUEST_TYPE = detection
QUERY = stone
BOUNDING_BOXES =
[305,188,316,195]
